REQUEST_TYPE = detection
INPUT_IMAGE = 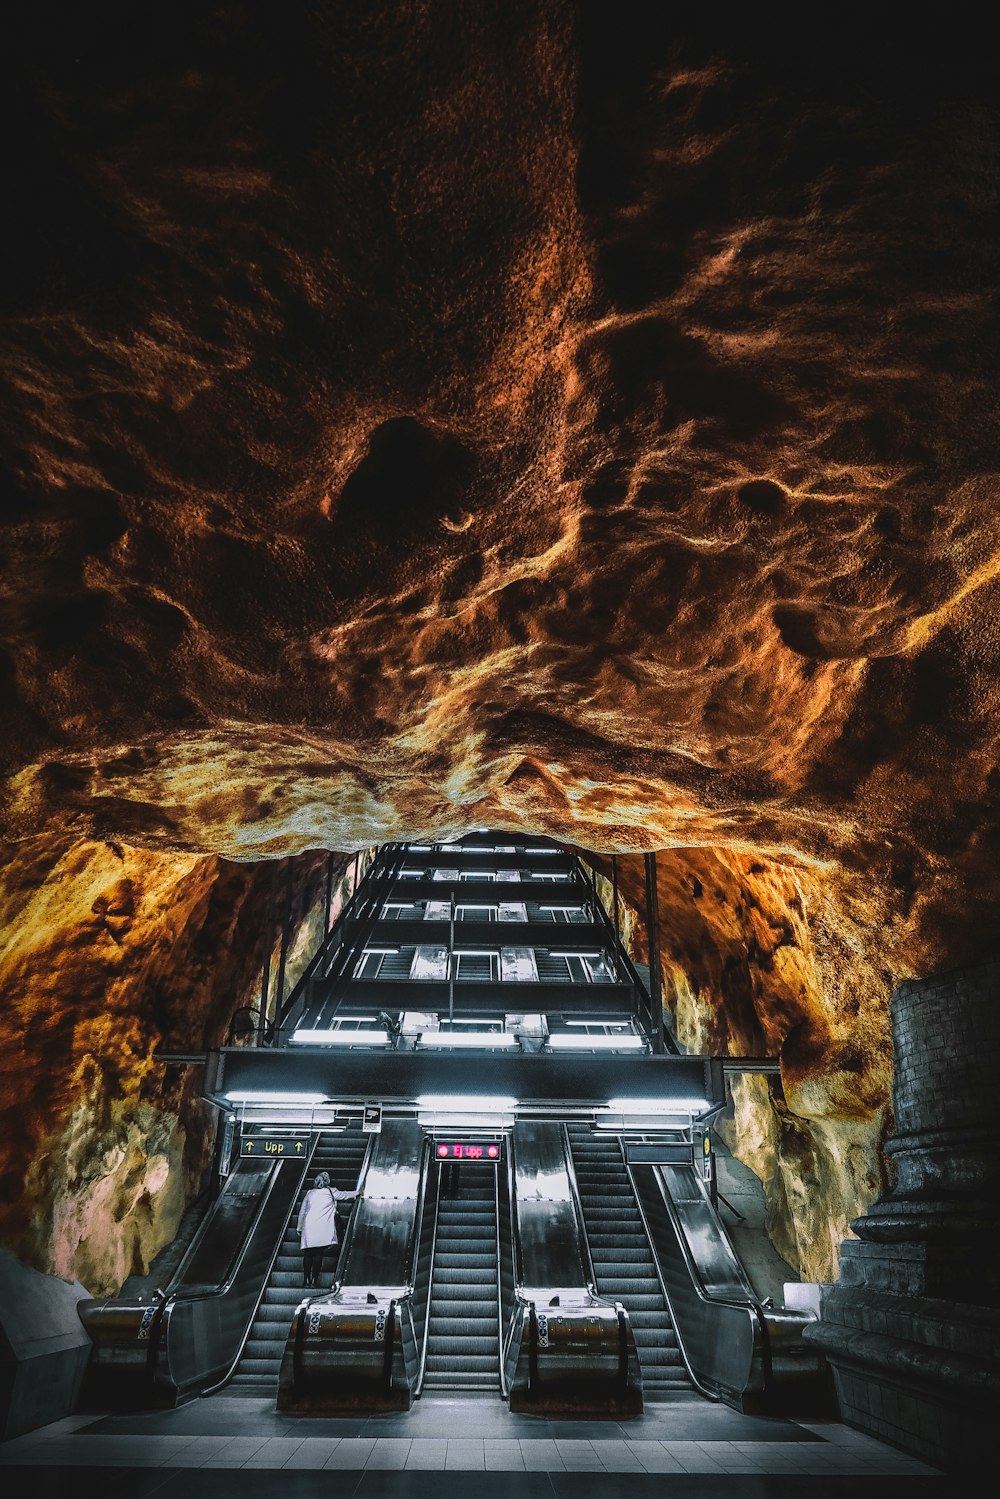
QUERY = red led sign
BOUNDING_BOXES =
[435,1141,502,1161]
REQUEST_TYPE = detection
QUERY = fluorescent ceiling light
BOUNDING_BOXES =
[225,1091,328,1104]
[548,1034,645,1050]
[290,1029,390,1046]
[417,1094,518,1112]
[418,1031,516,1048]
[566,1018,631,1026]
[605,1097,710,1113]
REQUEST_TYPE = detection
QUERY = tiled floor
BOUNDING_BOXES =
[0,1394,946,1495]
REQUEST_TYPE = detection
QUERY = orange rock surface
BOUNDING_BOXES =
[0,840,351,1291]
[1,8,997,1287]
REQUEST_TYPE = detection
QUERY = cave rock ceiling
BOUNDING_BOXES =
[1,7,997,958]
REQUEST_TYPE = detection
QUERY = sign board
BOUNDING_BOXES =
[363,1104,383,1134]
[625,1142,692,1166]
[435,1140,502,1162]
[239,1135,309,1159]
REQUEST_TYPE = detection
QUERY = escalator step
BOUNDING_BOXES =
[425,1343,497,1367]
[428,1316,498,1335]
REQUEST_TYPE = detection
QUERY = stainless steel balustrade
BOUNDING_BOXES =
[506,1121,642,1414]
[627,1149,829,1413]
[79,1143,315,1406]
[277,1119,428,1411]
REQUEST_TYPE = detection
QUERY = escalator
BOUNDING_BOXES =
[227,1125,369,1394]
[565,1124,690,1394]
[421,1163,501,1391]
[80,1135,313,1406]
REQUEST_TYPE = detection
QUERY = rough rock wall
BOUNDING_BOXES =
[591,849,905,1283]
[0,838,353,1294]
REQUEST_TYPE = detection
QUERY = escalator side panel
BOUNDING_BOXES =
[79,1153,309,1408]
[511,1120,589,1294]
[508,1123,641,1414]
[277,1119,429,1412]
[171,1159,274,1292]
[159,1156,309,1398]
[628,1163,763,1408]
[337,1119,425,1291]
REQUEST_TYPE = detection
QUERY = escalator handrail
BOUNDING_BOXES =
[506,1131,526,1290]
[205,1133,322,1394]
[158,1162,284,1308]
[494,1163,508,1399]
[149,1145,313,1385]
[622,1149,719,1401]
[330,1130,382,1293]
[627,1147,770,1398]
[414,1160,442,1397]
[403,1135,433,1292]
[162,1180,232,1294]
[560,1122,604,1301]
[507,1127,613,1306]
[653,1160,771,1322]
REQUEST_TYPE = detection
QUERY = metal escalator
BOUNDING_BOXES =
[227,1125,369,1394]
[627,1154,827,1413]
[420,1163,501,1391]
[565,1124,691,1394]
[79,1136,313,1406]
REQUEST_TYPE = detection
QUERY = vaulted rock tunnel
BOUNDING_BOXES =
[1,1,998,1474]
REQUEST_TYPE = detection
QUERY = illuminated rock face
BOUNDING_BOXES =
[0,839,351,1292]
[0,12,997,1288]
[593,851,898,1283]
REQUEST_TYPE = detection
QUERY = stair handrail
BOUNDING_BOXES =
[574,855,680,1053]
[402,1134,433,1293]
[274,843,403,1040]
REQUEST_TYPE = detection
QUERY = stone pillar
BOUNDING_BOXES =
[804,955,1000,1472]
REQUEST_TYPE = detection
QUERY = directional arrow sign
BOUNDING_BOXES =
[239,1134,309,1159]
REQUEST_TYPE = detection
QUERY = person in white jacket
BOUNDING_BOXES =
[296,1170,359,1287]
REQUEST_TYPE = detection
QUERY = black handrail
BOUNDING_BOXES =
[329,1131,381,1294]
[290,844,409,1035]
[146,1158,291,1386]
[629,1152,770,1401]
[274,844,392,1039]
[578,854,681,1054]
